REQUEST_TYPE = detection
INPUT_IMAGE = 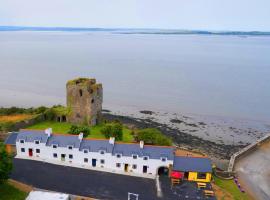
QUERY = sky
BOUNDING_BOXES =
[0,0,270,31]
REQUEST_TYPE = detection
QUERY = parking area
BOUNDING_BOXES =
[159,176,216,200]
[235,141,270,200]
[11,158,216,200]
[11,158,157,200]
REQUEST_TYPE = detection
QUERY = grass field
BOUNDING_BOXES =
[27,121,134,142]
[0,182,28,200]
[0,114,34,123]
[213,176,251,200]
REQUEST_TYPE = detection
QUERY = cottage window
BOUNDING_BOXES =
[132,164,137,169]
[197,173,207,179]
[100,159,105,164]
[68,146,73,150]
[143,156,148,160]
[83,150,88,153]
[116,163,121,168]
[69,154,73,159]
[35,140,40,145]
[132,155,138,159]
[84,158,88,163]
[52,145,57,149]
[21,148,25,152]
[100,150,105,155]
[161,157,167,162]
[53,153,57,158]
[116,154,121,158]
[20,140,25,144]
[36,149,40,153]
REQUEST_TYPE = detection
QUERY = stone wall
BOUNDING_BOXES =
[66,78,103,126]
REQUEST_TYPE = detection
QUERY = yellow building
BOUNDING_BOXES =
[4,132,18,155]
[172,156,212,183]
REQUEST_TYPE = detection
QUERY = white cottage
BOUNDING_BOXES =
[10,129,175,177]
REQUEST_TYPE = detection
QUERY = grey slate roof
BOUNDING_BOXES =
[112,143,175,160]
[79,139,114,153]
[16,130,49,143]
[15,129,175,160]
[46,134,81,148]
[173,156,212,173]
[4,132,18,145]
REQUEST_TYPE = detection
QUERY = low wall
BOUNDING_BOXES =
[228,133,270,172]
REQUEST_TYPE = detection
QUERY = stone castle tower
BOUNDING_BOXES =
[66,78,103,126]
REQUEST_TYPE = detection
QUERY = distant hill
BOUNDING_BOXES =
[0,26,270,36]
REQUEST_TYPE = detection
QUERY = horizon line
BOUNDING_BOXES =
[0,25,270,33]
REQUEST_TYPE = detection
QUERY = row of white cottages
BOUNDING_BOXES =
[6,128,176,177]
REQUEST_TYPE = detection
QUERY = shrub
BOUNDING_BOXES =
[0,143,13,183]
[137,128,172,146]
[101,123,123,141]
[68,125,90,137]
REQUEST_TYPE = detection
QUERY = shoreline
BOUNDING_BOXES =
[103,112,244,169]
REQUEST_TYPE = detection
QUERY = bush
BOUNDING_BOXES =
[101,123,123,141]
[137,128,172,146]
[0,143,13,183]
[68,125,90,137]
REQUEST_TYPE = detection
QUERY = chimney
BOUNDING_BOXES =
[45,128,52,137]
[78,133,84,141]
[109,137,115,145]
[140,141,144,149]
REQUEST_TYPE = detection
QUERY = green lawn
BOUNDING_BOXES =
[213,176,250,200]
[27,121,134,142]
[0,182,28,200]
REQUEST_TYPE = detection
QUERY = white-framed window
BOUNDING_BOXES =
[161,157,167,162]
[143,156,149,160]
[69,154,73,159]
[116,154,121,158]
[52,144,58,149]
[20,140,25,144]
[132,164,137,169]
[132,154,138,159]
[116,163,121,168]
[36,149,40,153]
[68,145,73,150]
[35,140,40,145]
[84,158,88,163]
[53,153,57,158]
[100,159,105,164]
[83,149,88,154]
[21,148,25,152]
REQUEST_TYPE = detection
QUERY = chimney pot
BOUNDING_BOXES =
[109,137,115,145]
[78,133,84,141]
[140,141,144,149]
[45,128,52,137]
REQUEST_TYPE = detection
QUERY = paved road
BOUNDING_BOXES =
[11,159,157,200]
[235,141,270,200]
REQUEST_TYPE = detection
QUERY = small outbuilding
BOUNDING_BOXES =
[4,132,18,154]
[172,156,212,182]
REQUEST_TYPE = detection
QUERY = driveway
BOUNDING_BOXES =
[11,158,157,200]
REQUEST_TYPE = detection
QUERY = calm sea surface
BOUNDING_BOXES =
[0,31,270,121]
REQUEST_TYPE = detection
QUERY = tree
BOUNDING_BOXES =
[0,143,13,183]
[101,123,123,141]
[137,128,172,146]
[68,125,90,137]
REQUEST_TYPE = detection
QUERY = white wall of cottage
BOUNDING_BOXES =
[16,139,173,177]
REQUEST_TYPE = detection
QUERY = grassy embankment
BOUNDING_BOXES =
[27,121,134,142]
[213,176,251,200]
[0,182,28,200]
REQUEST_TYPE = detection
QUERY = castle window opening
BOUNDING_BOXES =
[91,99,94,103]
[79,89,83,97]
